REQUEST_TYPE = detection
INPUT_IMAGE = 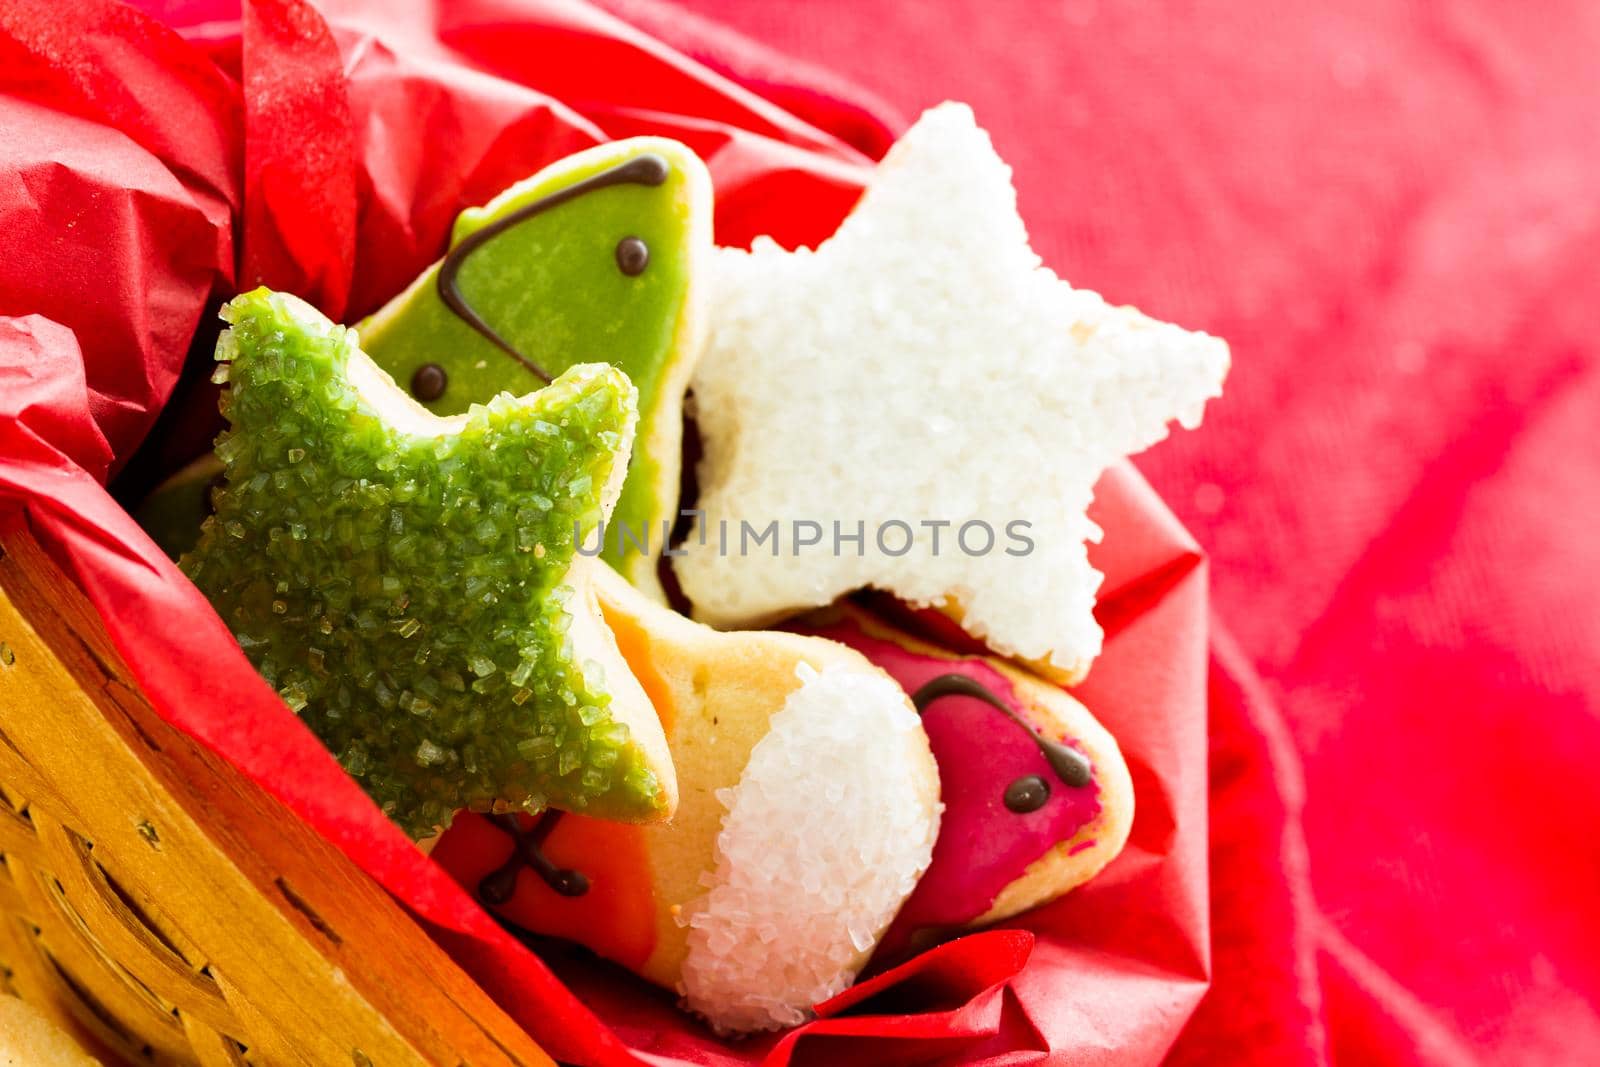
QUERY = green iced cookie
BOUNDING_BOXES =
[183,289,677,838]
[134,452,222,560]
[358,138,712,599]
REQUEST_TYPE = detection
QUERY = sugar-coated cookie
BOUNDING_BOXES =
[184,290,676,837]
[430,567,940,1033]
[796,604,1133,962]
[359,138,712,598]
[677,102,1228,682]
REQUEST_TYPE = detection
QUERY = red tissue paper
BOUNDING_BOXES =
[0,1,1212,1063]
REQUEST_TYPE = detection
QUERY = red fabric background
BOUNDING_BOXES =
[649,2,1600,1065]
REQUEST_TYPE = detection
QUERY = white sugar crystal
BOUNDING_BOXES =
[679,664,940,1033]
[680,102,1229,677]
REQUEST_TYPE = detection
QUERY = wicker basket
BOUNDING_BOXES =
[0,519,555,1066]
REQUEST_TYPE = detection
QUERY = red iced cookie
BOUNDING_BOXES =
[795,605,1134,963]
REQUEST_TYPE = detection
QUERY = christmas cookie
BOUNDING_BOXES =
[796,605,1133,963]
[676,103,1228,682]
[358,138,712,597]
[183,289,676,837]
[431,567,940,1033]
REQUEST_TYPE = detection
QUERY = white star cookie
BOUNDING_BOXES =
[677,102,1229,681]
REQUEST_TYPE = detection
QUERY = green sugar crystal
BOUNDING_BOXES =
[183,289,667,837]
[358,138,711,597]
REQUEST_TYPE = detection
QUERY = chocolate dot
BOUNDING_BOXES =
[1004,774,1052,813]
[410,363,447,401]
[615,236,650,276]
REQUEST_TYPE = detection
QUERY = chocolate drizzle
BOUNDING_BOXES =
[436,153,672,385]
[909,674,1093,808]
[477,811,590,903]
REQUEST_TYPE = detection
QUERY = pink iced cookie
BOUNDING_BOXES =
[797,606,1134,962]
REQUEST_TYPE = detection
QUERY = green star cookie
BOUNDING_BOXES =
[358,138,712,599]
[183,289,677,838]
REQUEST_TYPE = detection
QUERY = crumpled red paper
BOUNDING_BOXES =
[0,2,1211,1063]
